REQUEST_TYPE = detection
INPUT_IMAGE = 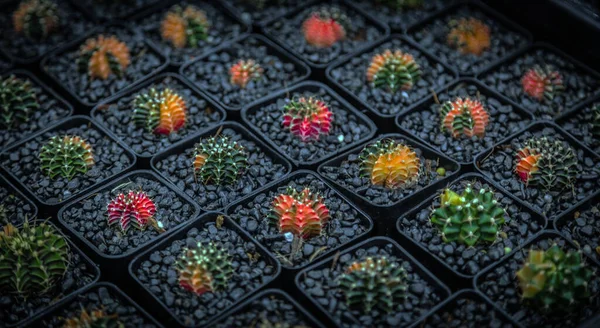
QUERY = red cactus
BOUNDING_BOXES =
[521,65,564,102]
[229,59,263,88]
[282,97,332,142]
[515,146,541,182]
[271,187,330,239]
[107,191,156,232]
[302,7,348,48]
[440,97,489,138]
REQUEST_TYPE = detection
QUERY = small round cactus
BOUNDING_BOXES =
[62,308,124,328]
[229,59,263,89]
[176,241,233,295]
[77,35,131,80]
[282,96,332,142]
[107,190,156,233]
[366,49,422,92]
[0,75,40,129]
[430,184,507,247]
[447,17,490,56]
[521,65,564,102]
[515,137,578,191]
[440,97,489,138]
[338,256,407,313]
[359,139,420,189]
[516,244,593,312]
[132,88,187,135]
[193,135,248,185]
[270,186,330,239]
[377,0,423,10]
[13,0,59,40]
[302,6,349,48]
[591,104,600,137]
[161,5,209,49]
[39,135,95,180]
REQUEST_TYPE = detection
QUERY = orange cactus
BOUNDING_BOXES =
[271,187,330,239]
[440,97,489,138]
[515,146,541,183]
[161,5,209,49]
[77,35,131,80]
[359,139,421,189]
[302,7,348,48]
[133,88,187,135]
[13,0,59,40]
[229,59,263,88]
[447,18,490,56]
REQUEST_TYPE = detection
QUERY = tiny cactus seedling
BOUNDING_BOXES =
[229,59,263,89]
[282,96,332,142]
[516,244,593,312]
[62,307,124,328]
[77,35,131,80]
[0,75,40,129]
[270,186,330,239]
[132,88,187,135]
[13,0,59,40]
[176,241,233,295]
[338,256,407,313]
[440,97,489,138]
[107,190,156,233]
[515,137,578,191]
[39,135,95,180]
[193,135,248,185]
[377,0,423,10]
[430,184,507,247]
[366,49,422,92]
[302,6,349,48]
[447,18,490,56]
[161,5,209,49]
[0,221,69,297]
[521,65,564,102]
[591,104,600,137]
[358,139,420,189]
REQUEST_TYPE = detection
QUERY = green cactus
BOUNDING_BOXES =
[13,0,59,40]
[176,241,233,295]
[39,135,95,180]
[193,135,247,185]
[62,307,124,328]
[0,75,39,129]
[376,0,423,10]
[366,49,422,92]
[591,104,600,137]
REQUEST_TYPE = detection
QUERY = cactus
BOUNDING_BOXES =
[358,139,420,189]
[161,5,209,49]
[440,97,489,138]
[516,244,593,312]
[193,135,248,185]
[521,65,564,102]
[62,307,124,328]
[515,137,578,191]
[270,186,330,239]
[447,17,490,56]
[132,88,187,135]
[13,0,59,40]
[229,59,263,89]
[591,104,600,137]
[176,241,233,295]
[302,6,349,48]
[39,135,95,180]
[430,184,506,247]
[0,221,69,297]
[0,75,40,129]
[376,0,423,10]
[77,35,131,80]
[282,96,332,142]
[107,190,156,233]
[338,256,407,313]
[366,49,421,92]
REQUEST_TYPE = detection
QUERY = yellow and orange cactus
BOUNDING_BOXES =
[440,97,489,138]
[132,88,187,135]
[13,0,59,40]
[359,139,420,189]
[77,35,131,80]
[161,5,209,49]
[447,18,490,56]
[270,187,330,239]
[229,59,263,88]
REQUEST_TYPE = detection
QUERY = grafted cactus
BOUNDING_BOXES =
[107,191,156,232]
[439,97,489,138]
[13,0,59,40]
[62,307,124,328]
[176,241,233,295]
[302,6,349,48]
[229,59,263,89]
[359,139,420,189]
[282,96,332,142]
[447,17,490,56]
[132,88,187,135]
[270,186,330,239]
[193,135,248,185]
[366,49,422,92]
[39,135,95,180]
[521,65,564,102]
[161,5,209,49]
[77,35,131,80]
[0,75,39,129]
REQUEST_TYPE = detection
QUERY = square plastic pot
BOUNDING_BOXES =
[0,172,37,228]
[555,93,600,157]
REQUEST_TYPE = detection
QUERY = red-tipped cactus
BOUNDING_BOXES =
[302,6,349,48]
[521,65,564,102]
[440,97,489,138]
[229,59,263,89]
[13,0,59,40]
[282,96,332,142]
[366,49,422,92]
[107,191,156,232]
[447,18,490,56]
[132,88,187,135]
[77,35,131,80]
[270,187,330,239]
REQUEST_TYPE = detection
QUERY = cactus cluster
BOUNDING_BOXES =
[77,35,131,80]
[430,184,506,247]
[359,139,420,189]
[62,308,124,328]
[366,49,422,93]
[13,0,59,40]
[193,135,248,185]
[302,6,349,48]
[1,75,40,129]
[161,5,209,49]
[517,244,593,312]
[521,65,564,102]
[176,241,233,296]
[132,88,187,135]
[0,221,69,297]
[107,190,156,233]
[282,96,332,142]
[376,0,423,10]
[229,59,264,89]
[440,97,489,139]
[338,256,407,313]
[270,186,330,239]
[515,137,578,191]
[591,104,600,137]
[39,135,95,180]
[447,17,491,56]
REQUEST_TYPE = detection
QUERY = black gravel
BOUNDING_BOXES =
[133,216,278,327]
[297,241,445,328]
[0,72,71,151]
[264,2,386,67]
[398,81,531,163]
[353,0,454,32]
[222,0,301,25]
[398,177,545,277]
[329,38,456,117]
[556,201,600,264]
[0,55,11,73]
[408,4,529,75]
[477,236,600,327]
[60,174,198,257]
[480,48,600,119]
[558,103,600,155]
[154,126,289,211]
[43,25,166,106]
[478,126,600,219]
[182,35,308,110]
[93,75,223,157]
[227,173,371,269]
[1,120,134,205]
[73,0,163,22]
[0,176,36,228]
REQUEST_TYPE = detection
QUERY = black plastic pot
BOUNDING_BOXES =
[548,0,600,34]
[128,212,281,328]
[224,170,373,271]
[68,0,166,23]
[0,172,37,228]
[219,0,318,27]
[241,80,377,168]
[150,121,292,212]
[295,236,451,328]
[555,94,600,157]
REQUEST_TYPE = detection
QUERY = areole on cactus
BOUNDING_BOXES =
[132,88,187,135]
[62,307,124,328]
[0,75,40,129]
[521,65,564,102]
[440,97,490,138]
[176,241,233,296]
[193,135,248,185]
[366,49,422,92]
[270,186,330,239]
[229,59,263,89]
[39,135,95,180]
[77,35,131,80]
[447,17,491,56]
[161,5,209,49]
[302,6,349,48]
[107,190,157,233]
[13,0,59,40]
[359,139,420,189]
[282,96,332,142]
